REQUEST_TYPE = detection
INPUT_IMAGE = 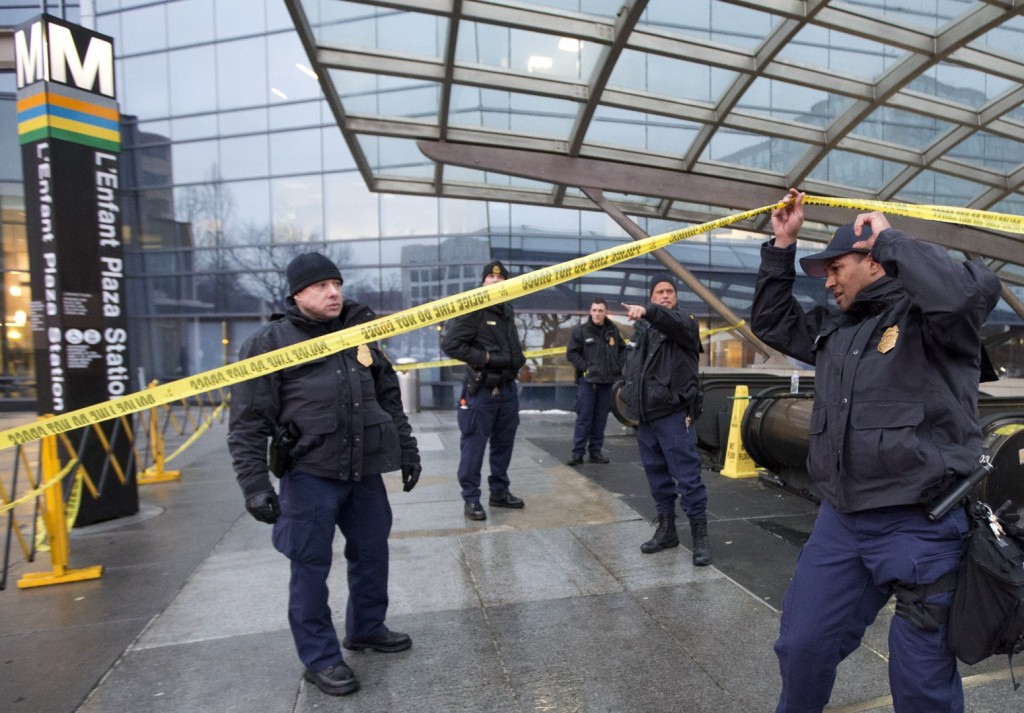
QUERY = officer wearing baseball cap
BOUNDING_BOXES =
[751,188,1001,711]
[441,259,526,521]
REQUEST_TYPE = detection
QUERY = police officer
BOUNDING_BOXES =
[621,274,710,566]
[227,252,422,697]
[752,189,1001,712]
[441,259,526,521]
[566,298,625,465]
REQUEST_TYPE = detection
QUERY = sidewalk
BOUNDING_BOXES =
[1,410,1016,712]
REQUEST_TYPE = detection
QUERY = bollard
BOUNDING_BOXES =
[395,358,420,413]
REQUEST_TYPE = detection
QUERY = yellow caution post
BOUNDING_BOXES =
[720,384,758,479]
[139,400,181,484]
[18,434,103,589]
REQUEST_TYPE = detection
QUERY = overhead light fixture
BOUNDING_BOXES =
[295,63,318,80]
[527,55,552,73]
[558,37,581,52]
[271,88,287,99]
[8,286,21,297]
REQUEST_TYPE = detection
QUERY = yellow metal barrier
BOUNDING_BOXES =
[139,383,182,485]
[17,430,103,589]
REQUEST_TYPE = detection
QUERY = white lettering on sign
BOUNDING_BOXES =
[15,18,115,97]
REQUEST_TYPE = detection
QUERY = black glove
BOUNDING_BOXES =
[245,489,280,524]
[488,352,512,369]
[401,463,422,492]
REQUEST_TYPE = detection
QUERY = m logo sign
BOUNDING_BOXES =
[15,14,114,98]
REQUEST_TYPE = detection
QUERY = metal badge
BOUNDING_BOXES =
[357,344,373,367]
[878,325,899,353]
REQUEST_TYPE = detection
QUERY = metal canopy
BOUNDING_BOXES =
[285,0,1024,283]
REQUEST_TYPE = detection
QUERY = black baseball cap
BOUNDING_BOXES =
[799,223,874,278]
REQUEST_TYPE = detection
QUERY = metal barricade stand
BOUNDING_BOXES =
[18,429,103,589]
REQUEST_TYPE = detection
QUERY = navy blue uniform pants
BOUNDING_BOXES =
[775,500,968,713]
[636,410,706,520]
[571,381,613,458]
[272,470,393,672]
[456,382,519,503]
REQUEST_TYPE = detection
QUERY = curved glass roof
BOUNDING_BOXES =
[286,0,1024,286]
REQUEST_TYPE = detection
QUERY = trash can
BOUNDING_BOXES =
[395,358,419,413]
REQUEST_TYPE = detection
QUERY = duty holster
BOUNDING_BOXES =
[893,569,958,632]
[269,422,300,477]
[465,368,506,396]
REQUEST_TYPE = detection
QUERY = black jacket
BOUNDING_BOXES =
[751,229,1001,513]
[440,302,526,385]
[566,318,625,384]
[227,300,418,499]
[620,303,702,423]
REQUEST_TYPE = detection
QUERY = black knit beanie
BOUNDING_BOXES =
[286,252,343,296]
[649,272,676,296]
[481,259,509,282]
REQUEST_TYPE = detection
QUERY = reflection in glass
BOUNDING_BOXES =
[947,131,1024,172]
[269,31,324,104]
[122,54,171,119]
[640,0,776,48]
[271,175,325,242]
[704,128,808,175]
[608,49,736,103]
[587,106,700,154]
[168,45,218,115]
[219,134,271,181]
[448,87,577,139]
[850,106,951,149]
[738,79,850,127]
[380,193,439,237]
[457,21,596,80]
[777,25,903,80]
[907,64,1018,108]
[168,0,214,47]
[270,128,323,175]
[217,37,268,110]
[325,172,379,239]
[895,170,986,206]
[808,149,904,192]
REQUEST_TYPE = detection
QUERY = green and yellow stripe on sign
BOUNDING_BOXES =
[17,83,121,152]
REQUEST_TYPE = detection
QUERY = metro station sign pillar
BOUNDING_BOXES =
[15,14,137,525]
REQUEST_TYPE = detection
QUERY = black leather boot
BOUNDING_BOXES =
[690,519,711,566]
[640,513,679,554]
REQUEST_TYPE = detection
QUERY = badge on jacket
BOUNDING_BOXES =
[878,325,899,354]
[357,344,373,367]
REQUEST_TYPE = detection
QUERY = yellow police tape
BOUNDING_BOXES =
[0,195,1019,453]
[393,324,744,372]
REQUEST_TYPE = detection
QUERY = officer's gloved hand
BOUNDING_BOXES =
[401,463,422,492]
[245,489,280,524]
[488,352,512,368]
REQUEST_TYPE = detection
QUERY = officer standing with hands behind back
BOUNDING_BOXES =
[227,252,422,698]
[441,260,527,521]
[751,189,1001,712]
[566,298,625,465]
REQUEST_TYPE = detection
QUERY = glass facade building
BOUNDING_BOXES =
[1,0,1022,409]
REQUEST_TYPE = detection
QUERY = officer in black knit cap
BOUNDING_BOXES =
[441,259,527,520]
[228,251,422,697]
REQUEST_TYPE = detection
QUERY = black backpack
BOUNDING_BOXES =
[947,500,1024,688]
